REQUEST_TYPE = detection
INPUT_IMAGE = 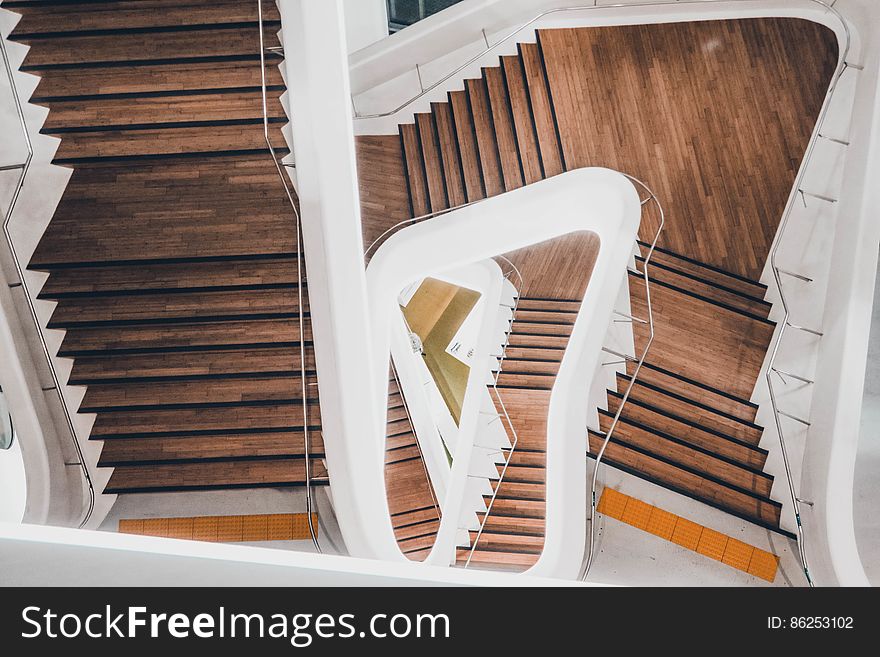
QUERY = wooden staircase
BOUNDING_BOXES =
[385,372,440,561]
[456,298,575,571]
[383,20,834,568]
[8,1,326,496]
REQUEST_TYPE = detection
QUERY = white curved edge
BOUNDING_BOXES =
[389,261,506,526]
[367,169,641,576]
[348,0,848,133]
[0,522,599,587]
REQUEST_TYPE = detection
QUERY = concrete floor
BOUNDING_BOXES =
[586,466,802,587]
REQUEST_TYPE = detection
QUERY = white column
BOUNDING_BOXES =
[279,0,403,561]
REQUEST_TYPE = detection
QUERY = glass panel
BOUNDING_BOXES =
[387,0,466,31]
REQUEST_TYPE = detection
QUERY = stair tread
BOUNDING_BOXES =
[616,372,763,444]
[465,77,504,198]
[587,433,783,531]
[70,347,314,385]
[483,66,524,191]
[59,319,311,356]
[105,458,329,493]
[501,54,543,185]
[446,90,485,203]
[98,430,325,466]
[11,0,280,35]
[519,42,564,177]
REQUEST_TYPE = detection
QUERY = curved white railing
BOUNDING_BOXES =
[1,23,95,528]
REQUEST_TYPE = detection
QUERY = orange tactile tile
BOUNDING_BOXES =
[597,487,629,519]
[645,507,677,541]
[621,497,653,530]
[670,517,703,551]
[747,548,780,582]
[597,488,779,582]
[118,513,318,543]
[722,538,755,572]
[696,527,729,561]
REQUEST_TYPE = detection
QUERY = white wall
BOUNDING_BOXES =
[344,0,389,52]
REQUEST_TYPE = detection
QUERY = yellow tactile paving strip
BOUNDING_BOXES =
[598,487,778,582]
[119,513,318,543]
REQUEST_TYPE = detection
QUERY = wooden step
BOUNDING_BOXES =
[70,347,314,385]
[59,319,310,356]
[38,258,301,297]
[386,445,422,465]
[399,122,430,217]
[605,393,767,468]
[587,432,782,530]
[638,241,768,300]
[495,370,555,390]
[501,345,565,362]
[391,506,440,530]
[10,0,280,35]
[596,412,773,497]
[105,458,329,494]
[468,530,543,554]
[398,532,438,556]
[516,297,580,312]
[635,256,772,319]
[90,402,322,438]
[505,332,569,350]
[476,513,544,536]
[629,272,774,400]
[518,42,564,177]
[498,358,560,376]
[51,122,287,162]
[98,430,325,466]
[488,387,550,452]
[41,89,285,132]
[615,373,763,445]
[415,112,448,213]
[489,480,544,501]
[30,157,298,266]
[504,464,546,484]
[627,360,759,424]
[484,497,545,519]
[430,101,467,207]
[508,320,574,337]
[465,77,504,198]
[514,309,577,325]
[394,517,440,543]
[48,288,306,327]
[456,548,538,571]
[80,375,319,412]
[483,66,523,191]
[500,54,543,185]
[15,23,281,69]
[447,89,485,203]
[30,60,283,102]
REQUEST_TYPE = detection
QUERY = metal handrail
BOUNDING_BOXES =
[352,0,854,587]
[463,255,524,567]
[580,174,663,581]
[1,27,95,528]
[257,0,321,552]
